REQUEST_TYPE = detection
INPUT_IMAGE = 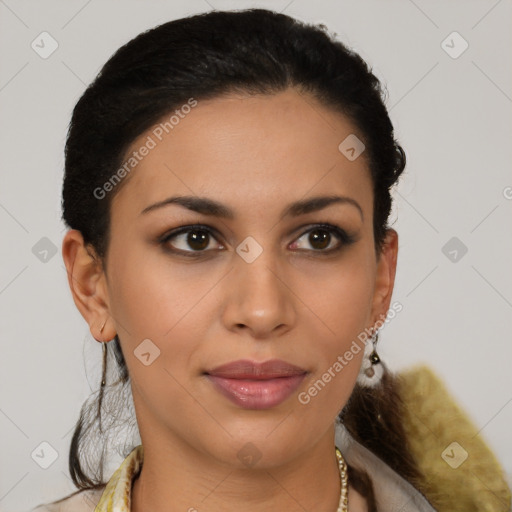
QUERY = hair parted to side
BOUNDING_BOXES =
[62,8,422,504]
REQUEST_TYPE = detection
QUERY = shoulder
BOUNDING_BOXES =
[335,422,436,511]
[29,487,105,512]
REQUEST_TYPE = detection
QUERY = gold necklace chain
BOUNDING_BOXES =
[335,447,349,511]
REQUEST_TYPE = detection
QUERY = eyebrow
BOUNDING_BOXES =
[140,194,364,221]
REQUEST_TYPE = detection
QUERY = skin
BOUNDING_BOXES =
[62,87,398,512]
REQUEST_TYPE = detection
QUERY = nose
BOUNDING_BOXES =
[220,247,296,340]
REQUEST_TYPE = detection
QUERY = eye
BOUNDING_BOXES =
[290,224,356,253]
[159,223,356,257]
[160,225,223,255]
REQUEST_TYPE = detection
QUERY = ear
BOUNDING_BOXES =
[61,229,116,342]
[370,228,399,326]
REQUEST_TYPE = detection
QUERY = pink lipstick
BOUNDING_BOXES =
[205,359,307,410]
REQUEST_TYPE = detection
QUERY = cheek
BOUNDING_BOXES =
[106,244,222,392]
[106,250,210,419]
[294,252,374,406]
[107,240,206,339]
[298,248,375,337]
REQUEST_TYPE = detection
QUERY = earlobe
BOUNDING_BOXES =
[371,228,399,325]
[61,229,115,342]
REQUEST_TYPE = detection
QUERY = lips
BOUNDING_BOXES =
[205,359,307,410]
[207,359,307,379]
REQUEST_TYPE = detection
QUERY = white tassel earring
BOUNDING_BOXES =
[356,329,383,387]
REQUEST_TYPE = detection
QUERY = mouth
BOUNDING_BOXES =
[205,359,308,410]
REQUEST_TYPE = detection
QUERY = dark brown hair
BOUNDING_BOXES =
[61,8,423,505]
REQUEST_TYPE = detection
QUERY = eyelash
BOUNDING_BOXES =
[158,223,357,258]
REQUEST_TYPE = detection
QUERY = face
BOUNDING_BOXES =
[64,87,398,469]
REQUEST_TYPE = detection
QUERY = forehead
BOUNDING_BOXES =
[111,88,372,219]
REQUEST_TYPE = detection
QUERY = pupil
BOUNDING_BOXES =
[310,229,329,250]
[188,230,209,250]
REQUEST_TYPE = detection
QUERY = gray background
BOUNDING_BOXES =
[1,0,511,510]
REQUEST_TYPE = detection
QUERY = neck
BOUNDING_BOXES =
[131,426,344,512]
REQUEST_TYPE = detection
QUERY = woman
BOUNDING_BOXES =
[33,8,437,511]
